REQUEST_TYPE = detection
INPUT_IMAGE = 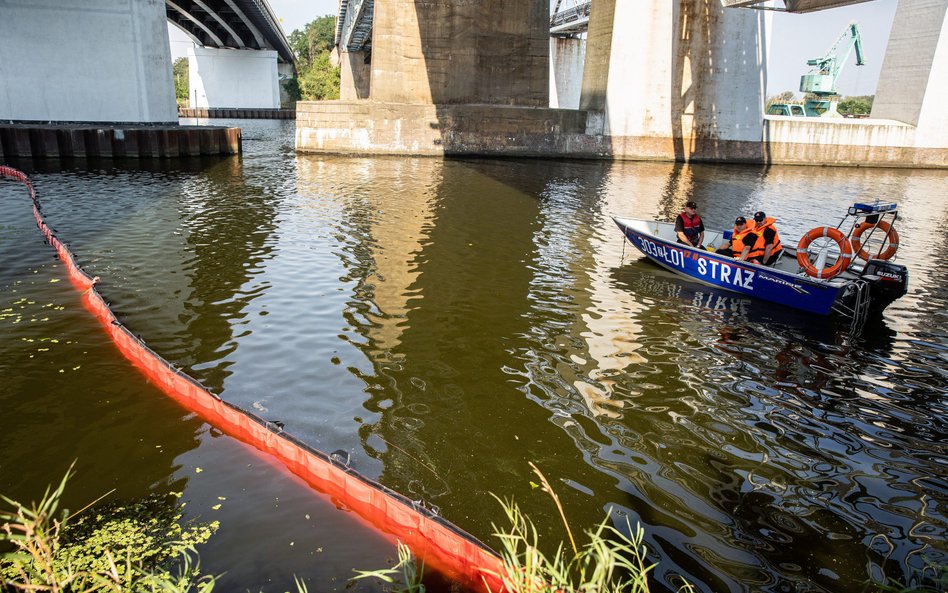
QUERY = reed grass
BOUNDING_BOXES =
[0,468,217,593]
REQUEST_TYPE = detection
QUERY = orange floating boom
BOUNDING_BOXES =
[0,165,506,593]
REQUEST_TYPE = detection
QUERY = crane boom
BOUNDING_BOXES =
[800,22,864,97]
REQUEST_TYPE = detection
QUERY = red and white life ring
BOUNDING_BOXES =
[851,220,899,261]
[796,226,854,279]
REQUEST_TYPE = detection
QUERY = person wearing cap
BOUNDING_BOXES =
[674,201,705,248]
[716,216,763,262]
[752,211,783,265]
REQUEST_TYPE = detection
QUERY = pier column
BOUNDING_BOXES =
[870,0,948,149]
[581,0,770,160]
[340,51,371,101]
[369,0,549,106]
[0,0,176,123]
[550,37,586,109]
[188,47,280,109]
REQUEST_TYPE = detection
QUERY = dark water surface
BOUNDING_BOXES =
[1,120,945,593]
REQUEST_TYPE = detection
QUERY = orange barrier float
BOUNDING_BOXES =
[0,165,506,593]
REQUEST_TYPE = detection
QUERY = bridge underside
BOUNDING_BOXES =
[721,0,874,12]
[166,0,294,63]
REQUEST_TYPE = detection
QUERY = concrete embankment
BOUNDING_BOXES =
[0,124,240,159]
[295,101,947,169]
[179,108,295,119]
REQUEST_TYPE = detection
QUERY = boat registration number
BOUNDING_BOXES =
[639,238,755,290]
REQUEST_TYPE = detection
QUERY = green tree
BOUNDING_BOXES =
[173,57,189,106]
[299,52,340,100]
[838,95,874,116]
[288,15,340,101]
[289,15,336,70]
[765,90,796,110]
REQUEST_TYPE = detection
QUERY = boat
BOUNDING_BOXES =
[613,202,909,318]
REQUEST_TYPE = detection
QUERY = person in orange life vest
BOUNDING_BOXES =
[716,216,764,263]
[675,201,704,248]
[752,211,783,265]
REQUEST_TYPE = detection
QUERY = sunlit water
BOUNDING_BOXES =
[1,120,945,593]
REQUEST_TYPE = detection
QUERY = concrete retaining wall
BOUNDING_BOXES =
[0,124,241,159]
[296,101,946,168]
[296,102,597,157]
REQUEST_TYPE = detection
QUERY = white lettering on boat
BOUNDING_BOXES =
[637,238,755,290]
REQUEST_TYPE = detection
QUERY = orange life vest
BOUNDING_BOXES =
[731,223,764,261]
[755,217,783,257]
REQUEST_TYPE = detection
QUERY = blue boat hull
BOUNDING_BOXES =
[616,219,842,315]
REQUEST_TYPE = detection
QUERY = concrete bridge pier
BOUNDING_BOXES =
[0,0,177,123]
[550,37,586,110]
[871,0,948,150]
[298,0,598,156]
[188,47,281,109]
[580,0,771,162]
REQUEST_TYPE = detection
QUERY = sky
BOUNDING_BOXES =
[169,0,898,98]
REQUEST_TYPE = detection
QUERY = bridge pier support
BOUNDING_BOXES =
[870,0,948,149]
[550,37,585,109]
[581,0,770,162]
[0,0,176,123]
[340,50,371,101]
[188,47,280,109]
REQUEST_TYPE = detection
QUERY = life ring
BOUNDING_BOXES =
[851,220,899,260]
[796,226,854,279]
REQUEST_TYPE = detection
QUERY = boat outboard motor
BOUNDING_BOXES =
[861,259,909,313]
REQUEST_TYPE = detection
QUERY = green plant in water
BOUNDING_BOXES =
[0,467,218,592]
[352,463,691,593]
[869,558,947,593]
[352,542,425,593]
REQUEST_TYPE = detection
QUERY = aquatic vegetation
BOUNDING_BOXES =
[0,468,218,593]
[353,464,693,593]
[352,542,426,593]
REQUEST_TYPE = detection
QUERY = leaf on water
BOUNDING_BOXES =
[195,467,203,473]
[49,278,61,283]
[211,504,221,510]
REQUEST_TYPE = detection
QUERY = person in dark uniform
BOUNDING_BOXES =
[674,201,704,248]
[716,216,763,262]
[752,211,783,265]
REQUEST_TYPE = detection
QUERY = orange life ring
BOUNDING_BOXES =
[851,220,899,261]
[796,226,854,279]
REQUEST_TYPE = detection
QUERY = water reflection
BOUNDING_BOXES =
[3,125,945,593]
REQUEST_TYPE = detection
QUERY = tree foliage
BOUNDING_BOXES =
[838,95,874,116]
[765,91,797,111]
[287,15,340,101]
[172,57,189,106]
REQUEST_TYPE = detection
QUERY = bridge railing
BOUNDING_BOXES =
[550,1,591,29]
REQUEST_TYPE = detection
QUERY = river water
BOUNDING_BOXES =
[1,120,945,593]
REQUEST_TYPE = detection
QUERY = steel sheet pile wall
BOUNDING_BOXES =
[0,165,505,593]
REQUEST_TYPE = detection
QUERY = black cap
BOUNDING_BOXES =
[753,211,766,222]
[735,216,747,225]
[685,201,697,209]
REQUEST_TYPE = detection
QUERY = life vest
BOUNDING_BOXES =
[679,212,702,241]
[731,223,764,261]
[755,217,783,257]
